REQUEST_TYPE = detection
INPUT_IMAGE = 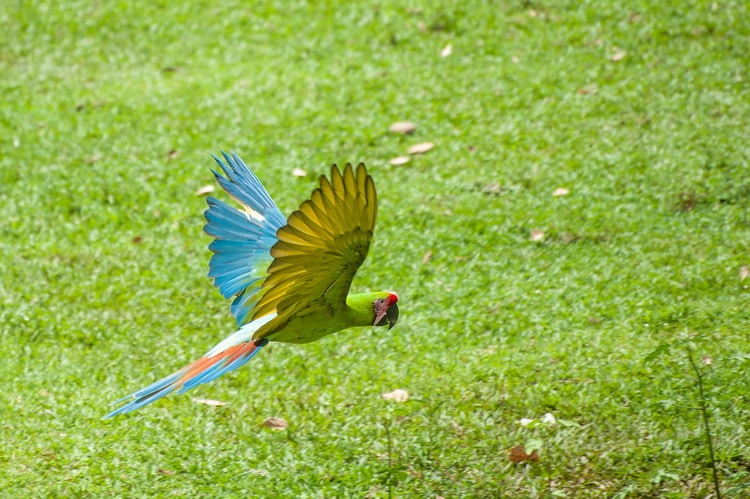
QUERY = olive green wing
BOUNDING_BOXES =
[251,163,377,337]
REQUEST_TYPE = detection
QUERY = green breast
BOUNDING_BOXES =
[268,304,355,344]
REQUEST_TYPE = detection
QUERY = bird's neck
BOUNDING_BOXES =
[345,292,378,327]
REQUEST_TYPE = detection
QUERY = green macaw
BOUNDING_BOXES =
[106,153,398,418]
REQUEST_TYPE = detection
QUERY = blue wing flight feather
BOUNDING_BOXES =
[203,152,286,326]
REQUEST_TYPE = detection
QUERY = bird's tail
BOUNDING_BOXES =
[104,316,277,418]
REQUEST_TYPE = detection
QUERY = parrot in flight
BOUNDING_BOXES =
[105,152,398,418]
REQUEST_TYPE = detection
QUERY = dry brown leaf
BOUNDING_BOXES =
[195,184,215,196]
[577,84,598,95]
[167,149,179,159]
[292,168,307,177]
[261,417,288,430]
[192,398,227,407]
[132,236,143,244]
[611,51,626,62]
[530,229,545,242]
[481,182,502,195]
[508,445,539,463]
[740,265,749,281]
[157,468,176,476]
[389,121,417,134]
[390,156,410,166]
[629,12,642,24]
[553,187,570,197]
[382,389,409,402]
[422,250,433,264]
[407,142,435,155]
[440,43,453,57]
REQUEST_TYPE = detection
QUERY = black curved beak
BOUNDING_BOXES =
[385,302,399,330]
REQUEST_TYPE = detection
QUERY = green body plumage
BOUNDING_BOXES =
[266,292,396,344]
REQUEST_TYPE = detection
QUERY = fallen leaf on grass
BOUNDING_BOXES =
[740,265,749,280]
[529,229,545,242]
[157,469,175,476]
[132,236,143,244]
[577,84,599,95]
[421,250,433,264]
[407,142,434,155]
[508,445,539,463]
[389,121,417,134]
[610,50,626,62]
[292,168,307,177]
[261,417,288,430]
[440,43,453,57]
[628,12,642,24]
[481,182,502,195]
[382,389,409,402]
[390,156,410,166]
[167,149,180,159]
[192,398,227,407]
[553,187,570,197]
[195,184,215,196]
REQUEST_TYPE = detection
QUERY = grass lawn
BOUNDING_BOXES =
[2,0,749,496]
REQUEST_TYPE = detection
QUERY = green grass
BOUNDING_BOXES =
[2,0,749,496]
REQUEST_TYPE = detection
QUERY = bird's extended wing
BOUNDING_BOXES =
[204,152,287,326]
[251,163,377,326]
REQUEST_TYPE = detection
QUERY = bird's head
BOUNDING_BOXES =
[373,292,399,330]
